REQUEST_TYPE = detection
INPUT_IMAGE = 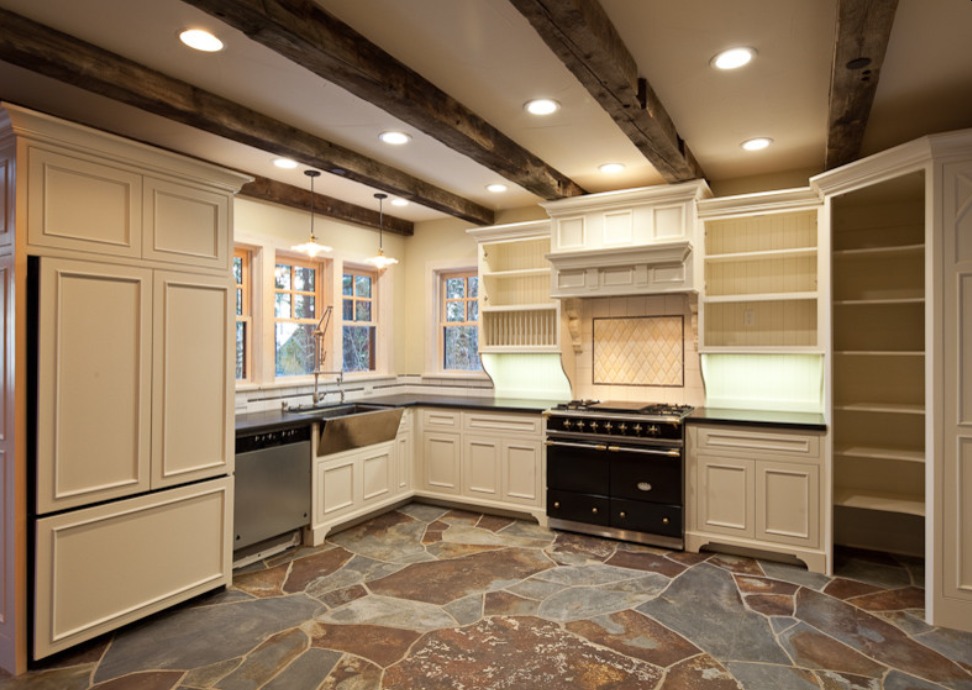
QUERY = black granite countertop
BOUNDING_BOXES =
[687,407,827,431]
[236,394,568,434]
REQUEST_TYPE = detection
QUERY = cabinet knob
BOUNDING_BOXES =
[662,517,670,525]
[619,511,626,519]
[637,482,653,492]
[553,501,560,509]
[591,507,599,515]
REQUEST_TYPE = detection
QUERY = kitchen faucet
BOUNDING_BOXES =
[311,306,344,405]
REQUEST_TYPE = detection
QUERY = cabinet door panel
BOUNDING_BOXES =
[698,455,753,537]
[503,439,541,504]
[756,461,819,547]
[318,456,355,519]
[362,444,393,502]
[463,435,501,498]
[422,433,460,494]
[143,177,229,269]
[36,259,153,513]
[152,272,233,488]
[396,432,412,492]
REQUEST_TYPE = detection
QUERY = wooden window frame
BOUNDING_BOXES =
[440,269,481,372]
[342,266,378,372]
[274,254,325,377]
[234,247,252,382]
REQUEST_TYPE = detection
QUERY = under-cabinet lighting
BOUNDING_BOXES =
[711,47,756,70]
[179,28,224,52]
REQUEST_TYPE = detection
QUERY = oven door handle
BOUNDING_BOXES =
[545,439,680,458]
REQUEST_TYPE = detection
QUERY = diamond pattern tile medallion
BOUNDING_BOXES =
[593,315,684,386]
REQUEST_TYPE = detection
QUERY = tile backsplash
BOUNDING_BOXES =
[593,315,684,387]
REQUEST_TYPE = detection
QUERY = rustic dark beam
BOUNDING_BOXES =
[826,0,899,169]
[0,8,493,225]
[240,176,413,236]
[508,0,704,183]
[181,0,586,201]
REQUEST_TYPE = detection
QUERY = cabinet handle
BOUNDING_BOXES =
[591,507,599,515]
[637,482,653,492]
[553,501,560,509]
[619,511,626,519]
[662,517,670,525]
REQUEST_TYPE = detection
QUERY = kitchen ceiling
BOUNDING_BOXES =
[0,0,970,226]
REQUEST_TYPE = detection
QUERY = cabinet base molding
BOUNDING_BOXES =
[306,495,413,547]
[685,531,827,574]
[411,493,547,527]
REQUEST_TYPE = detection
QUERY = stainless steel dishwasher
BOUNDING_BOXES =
[234,426,311,551]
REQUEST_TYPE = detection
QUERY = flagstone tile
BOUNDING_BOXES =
[477,514,515,532]
[424,541,505,560]
[484,591,539,617]
[814,670,882,690]
[444,593,485,626]
[307,623,420,667]
[505,576,569,601]
[319,584,368,609]
[381,616,663,690]
[283,546,354,593]
[439,509,482,525]
[232,562,289,598]
[848,586,925,612]
[327,511,429,563]
[318,655,382,690]
[777,621,886,678]
[261,648,343,690]
[666,550,710,566]
[832,553,912,590]
[708,554,764,576]
[795,588,972,688]
[181,657,242,688]
[733,575,798,596]
[397,503,448,522]
[914,625,972,670]
[303,555,405,600]
[90,671,184,690]
[367,548,553,605]
[726,661,819,690]
[1,666,93,690]
[883,671,955,690]
[217,628,307,690]
[566,609,700,667]
[539,585,657,622]
[320,594,456,631]
[547,532,618,565]
[660,654,741,689]
[743,593,794,617]
[759,561,831,591]
[823,577,883,600]
[604,549,687,577]
[534,563,648,587]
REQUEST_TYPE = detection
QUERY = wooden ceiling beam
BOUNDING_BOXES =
[0,7,493,225]
[826,0,899,170]
[508,0,704,183]
[182,0,587,201]
[240,177,413,236]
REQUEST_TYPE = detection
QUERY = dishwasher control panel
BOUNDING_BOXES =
[236,425,311,454]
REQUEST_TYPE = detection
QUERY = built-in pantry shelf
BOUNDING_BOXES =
[704,291,818,303]
[833,402,925,415]
[704,247,817,263]
[832,243,924,258]
[834,488,926,517]
[835,445,925,463]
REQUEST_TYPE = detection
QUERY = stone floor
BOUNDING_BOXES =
[3,503,972,690]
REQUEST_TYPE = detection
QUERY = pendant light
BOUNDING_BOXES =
[364,192,399,269]
[291,169,332,257]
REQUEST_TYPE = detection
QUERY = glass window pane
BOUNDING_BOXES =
[293,266,316,292]
[343,325,375,372]
[342,273,353,296]
[468,277,479,298]
[355,274,372,298]
[275,264,291,289]
[469,300,479,322]
[236,321,246,380]
[445,277,465,299]
[233,256,242,284]
[275,293,291,319]
[355,300,372,322]
[236,288,243,317]
[275,323,316,376]
[294,294,316,320]
[445,301,465,322]
[444,326,481,371]
[343,299,354,321]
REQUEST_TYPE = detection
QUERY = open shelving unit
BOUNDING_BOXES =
[700,207,822,352]
[830,173,927,537]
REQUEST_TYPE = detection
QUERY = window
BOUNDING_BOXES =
[275,257,323,376]
[233,248,251,381]
[441,271,481,371]
[343,268,377,372]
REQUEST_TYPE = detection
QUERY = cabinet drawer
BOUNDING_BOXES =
[611,499,682,538]
[547,489,610,526]
[463,411,541,436]
[420,408,462,431]
[610,455,682,505]
[694,425,821,461]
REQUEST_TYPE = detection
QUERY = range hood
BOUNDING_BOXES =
[541,181,709,299]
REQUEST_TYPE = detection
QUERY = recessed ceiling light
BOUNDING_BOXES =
[711,47,756,70]
[486,183,508,193]
[379,131,411,145]
[390,198,409,207]
[598,162,626,174]
[273,157,298,169]
[179,28,224,52]
[741,137,773,151]
[524,98,561,116]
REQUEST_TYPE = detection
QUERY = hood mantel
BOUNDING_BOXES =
[541,180,710,298]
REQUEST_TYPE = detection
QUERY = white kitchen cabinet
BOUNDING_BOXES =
[33,476,233,658]
[416,408,545,521]
[686,423,826,573]
[395,409,413,493]
[35,259,234,512]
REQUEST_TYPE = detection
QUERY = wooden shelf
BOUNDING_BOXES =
[834,402,925,415]
[835,445,925,463]
[833,297,925,306]
[834,488,925,517]
[704,291,817,304]
[704,247,817,263]
[481,268,550,279]
[834,350,924,357]
[481,303,557,313]
[832,243,924,258]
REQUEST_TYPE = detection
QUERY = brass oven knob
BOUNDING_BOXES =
[563,419,572,429]
[619,511,626,519]
[591,507,598,515]
[633,424,643,435]
[648,425,660,436]
[618,423,628,433]
[662,517,670,525]
[590,421,599,431]
[576,420,586,430]
[553,501,560,509]
[604,422,613,432]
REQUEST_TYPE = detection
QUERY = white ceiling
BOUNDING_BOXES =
[1,0,970,224]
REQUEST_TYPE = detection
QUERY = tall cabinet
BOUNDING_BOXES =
[0,104,250,672]
[813,129,972,632]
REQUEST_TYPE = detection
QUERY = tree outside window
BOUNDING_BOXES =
[233,248,252,381]
[442,271,481,371]
[343,268,376,372]
[275,257,322,376]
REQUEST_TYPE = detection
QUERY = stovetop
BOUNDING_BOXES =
[550,400,694,418]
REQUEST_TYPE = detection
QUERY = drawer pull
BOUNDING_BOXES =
[591,507,599,515]
[553,501,560,509]
[619,511,626,519]
[662,517,670,525]
[637,482,653,492]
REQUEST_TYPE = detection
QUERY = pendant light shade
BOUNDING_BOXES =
[292,169,332,257]
[365,192,399,269]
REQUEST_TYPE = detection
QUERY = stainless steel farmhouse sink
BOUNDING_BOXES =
[290,403,404,456]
